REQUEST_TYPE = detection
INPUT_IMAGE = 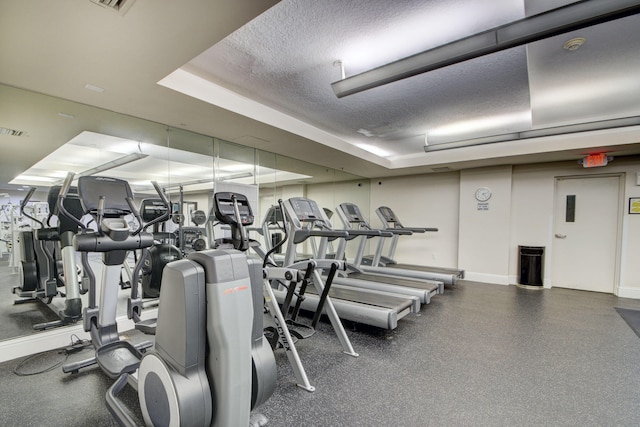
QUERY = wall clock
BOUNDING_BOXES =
[475,187,492,202]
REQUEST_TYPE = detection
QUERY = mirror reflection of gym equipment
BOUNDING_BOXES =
[3,1,640,424]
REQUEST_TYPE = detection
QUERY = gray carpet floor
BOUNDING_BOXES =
[1,279,640,426]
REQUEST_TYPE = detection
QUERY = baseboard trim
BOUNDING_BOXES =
[617,287,640,300]
[0,308,158,363]
[463,272,509,285]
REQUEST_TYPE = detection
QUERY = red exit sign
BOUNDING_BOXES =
[582,153,610,168]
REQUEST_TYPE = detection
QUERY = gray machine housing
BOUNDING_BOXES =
[111,248,276,426]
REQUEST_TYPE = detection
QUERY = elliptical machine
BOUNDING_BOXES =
[139,198,182,299]
[13,185,85,329]
[106,189,278,426]
[59,174,157,375]
[13,187,57,303]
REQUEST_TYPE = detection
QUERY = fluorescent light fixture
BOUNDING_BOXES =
[423,115,640,152]
[219,172,253,182]
[84,83,105,93]
[428,111,531,140]
[77,152,148,177]
[356,143,392,157]
[12,175,57,183]
[164,178,214,190]
[332,0,640,97]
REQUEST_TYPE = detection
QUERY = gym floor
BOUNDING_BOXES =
[1,274,640,426]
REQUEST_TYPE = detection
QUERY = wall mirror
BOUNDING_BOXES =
[0,85,369,348]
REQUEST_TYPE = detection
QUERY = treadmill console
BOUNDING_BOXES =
[377,206,397,222]
[264,206,283,225]
[289,197,323,222]
[339,203,363,222]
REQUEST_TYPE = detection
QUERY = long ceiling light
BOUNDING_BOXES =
[332,0,640,98]
[423,116,640,152]
[77,152,148,177]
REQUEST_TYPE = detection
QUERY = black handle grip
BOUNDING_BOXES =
[59,172,75,199]
[20,187,37,211]
[152,181,170,207]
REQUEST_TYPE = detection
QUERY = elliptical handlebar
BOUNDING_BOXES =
[134,181,171,236]
[59,172,73,199]
[262,199,289,268]
[152,181,171,217]
[20,186,44,227]
[231,194,249,251]
[20,187,37,212]
[57,172,86,231]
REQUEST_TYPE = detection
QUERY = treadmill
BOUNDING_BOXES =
[368,205,464,284]
[263,199,421,330]
[281,197,441,307]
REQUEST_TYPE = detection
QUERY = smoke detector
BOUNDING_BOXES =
[563,37,586,51]
[90,0,136,16]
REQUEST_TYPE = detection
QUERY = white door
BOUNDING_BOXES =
[551,175,621,293]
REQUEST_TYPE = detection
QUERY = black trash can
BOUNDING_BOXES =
[519,246,544,286]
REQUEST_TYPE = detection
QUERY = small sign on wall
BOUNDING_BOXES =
[475,187,491,211]
[629,197,640,214]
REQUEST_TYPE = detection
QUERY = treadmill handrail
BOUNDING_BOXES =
[346,229,381,237]
[396,226,438,233]
[384,228,413,236]
[293,229,348,244]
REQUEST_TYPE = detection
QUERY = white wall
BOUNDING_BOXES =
[368,172,460,269]
[458,166,513,284]
[307,179,371,225]
[307,179,371,259]
[359,157,640,299]
[508,158,640,298]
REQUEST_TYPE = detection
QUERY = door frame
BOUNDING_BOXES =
[550,173,625,294]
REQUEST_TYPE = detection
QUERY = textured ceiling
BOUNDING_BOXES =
[178,0,640,159]
[1,0,640,189]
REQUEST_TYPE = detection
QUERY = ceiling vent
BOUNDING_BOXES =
[90,0,136,16]
[0,127,25,137]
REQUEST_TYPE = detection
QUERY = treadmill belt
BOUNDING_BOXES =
[348,272,439,292]
[305,285,412,312]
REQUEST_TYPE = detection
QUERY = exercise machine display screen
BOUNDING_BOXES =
[141,199,168,222]
[264,206,283,225]
[341,203,362,222]
[289,198,322,221]
[377,206,397,222]
[213,192,254,226]
[78,176,134,216]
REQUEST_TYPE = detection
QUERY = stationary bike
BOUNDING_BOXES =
[106,190,278,426]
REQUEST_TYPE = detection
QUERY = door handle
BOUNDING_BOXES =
[555,233,567,239]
